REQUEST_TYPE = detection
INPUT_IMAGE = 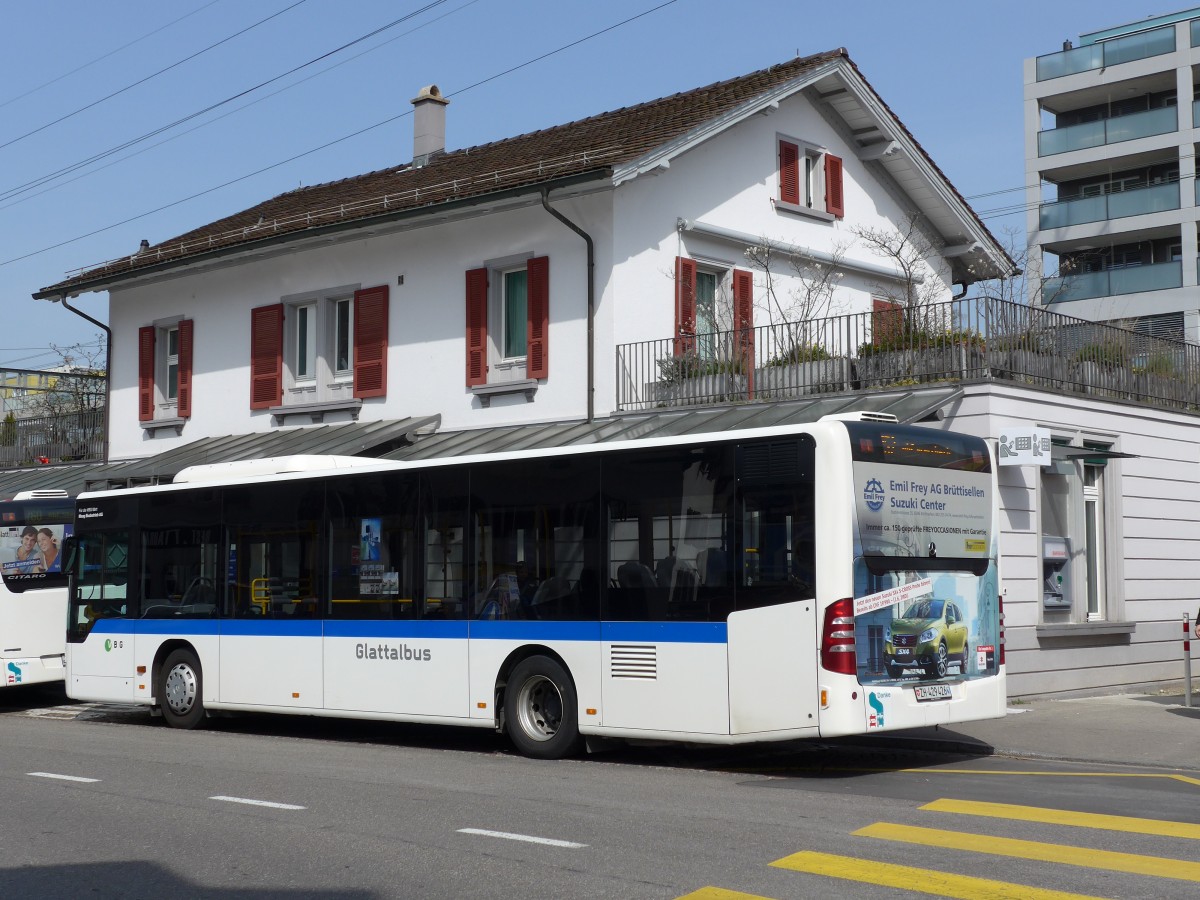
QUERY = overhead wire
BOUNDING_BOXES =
[0,0,311,154]
[0,0,454,206]
[0,0,224,112]
[0,0,679,270]
[0,0,483,215]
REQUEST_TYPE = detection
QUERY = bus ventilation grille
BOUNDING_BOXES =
[609,644,657,680]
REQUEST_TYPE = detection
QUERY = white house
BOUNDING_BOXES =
[29,50,1200,699]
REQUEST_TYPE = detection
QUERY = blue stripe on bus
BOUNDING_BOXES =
[87,618,729,644]
[601,621,727,643]
[323,620,468,640]
[468,620,600,642]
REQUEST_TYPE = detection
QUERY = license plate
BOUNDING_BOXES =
[913,684,952,702]
[895,648,910,656]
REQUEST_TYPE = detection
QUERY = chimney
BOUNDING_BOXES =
[411,84,449,168]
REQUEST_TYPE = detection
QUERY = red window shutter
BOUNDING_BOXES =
[526,256,549,379]
[674,257,697,356]
[138,326,155,422]
[176,318,194,419]
[733,268,755,398]
[465,268,489,386]
[779,140,800,206]
[249,303,283,410]
[872,298,903,346]
[353,285,389,399]
[824,153,845,218]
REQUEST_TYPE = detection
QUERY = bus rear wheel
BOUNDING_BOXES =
[504,656,584,760]
[159,648,205,729]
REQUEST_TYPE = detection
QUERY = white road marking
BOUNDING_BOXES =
[209,795,306,811]
[29,772,99,783]
[457,828,586,849]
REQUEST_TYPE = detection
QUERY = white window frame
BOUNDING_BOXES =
[152,315,183,413]
[775,133,835,222]
[485,252,534,383]
[281,285,357,404]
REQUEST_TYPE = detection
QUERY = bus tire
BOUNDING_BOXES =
[159,648,205,729]
[504,655,584,760]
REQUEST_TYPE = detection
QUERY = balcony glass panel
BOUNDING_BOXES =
[1193,19,1200,47]
[1106,182,1180,218]
[1194,98,1200,127]
[1045,271,1108,304]
[1039,106,1177,156]
[1036,45,1103,80]
[1038,120,1105,156]
[1045,261,1182,303]
[1109,260,1181,295]
[1036,26,1174,80]
[1103,105,1176,143]
[1102,27,1175,66]
[1040,194,1106,230]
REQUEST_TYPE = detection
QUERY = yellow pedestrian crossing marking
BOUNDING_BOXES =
[770,851,1107,899]
[913,767,1200,788]
[857,821,1200,882]
[922,798,1200,840]
[681,796,1200,899]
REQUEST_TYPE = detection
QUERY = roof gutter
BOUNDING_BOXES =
[55,294,111,464]
[34,170,613,301]
[540,189,595,423]
[679,218,920,284]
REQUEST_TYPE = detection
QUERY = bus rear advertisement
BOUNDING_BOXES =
[63,416,1004,758]
[1,491,73,687]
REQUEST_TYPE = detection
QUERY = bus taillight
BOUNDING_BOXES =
[821,597,857,675]
[998,594,1005,666]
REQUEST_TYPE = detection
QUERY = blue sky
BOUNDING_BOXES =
[0,0,1162,366]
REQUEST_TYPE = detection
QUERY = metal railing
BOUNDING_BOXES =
[615,297,1200,413]
[0,409,105,468]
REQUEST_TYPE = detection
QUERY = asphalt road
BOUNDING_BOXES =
[1,686,1198,900]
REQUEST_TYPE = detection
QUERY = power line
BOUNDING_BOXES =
[0,1,224,112]
[0,0,454,207]
[0,0,482,215]
[0,0,679,271]
[0,1,311,155]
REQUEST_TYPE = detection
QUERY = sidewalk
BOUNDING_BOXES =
[891,692,1200,771]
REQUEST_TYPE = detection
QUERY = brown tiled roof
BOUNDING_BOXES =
[41,47,1009,295]
[39,50,849,297]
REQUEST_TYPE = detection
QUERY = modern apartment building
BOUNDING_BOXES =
[1025,7,1200,340]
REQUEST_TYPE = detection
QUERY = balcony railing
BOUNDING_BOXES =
[1039,181,1179,230]
[615,297,1200,414]
[1038,106,1177,156]
[0,409,105,468]
[1043,260,1182,303]
[1036,25,1176,80]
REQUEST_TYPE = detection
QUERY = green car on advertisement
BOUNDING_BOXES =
[884,598,969,680]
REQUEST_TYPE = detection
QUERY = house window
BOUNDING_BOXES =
[1082,462,1106,620]
[165,326,180,401]
[284,292,352,397]
[1041,439,1121,623]
[778,136,844,218]
[465,256,549,388]
[139,318,193,423]
[250,285,389,411]
[502,269,528,360]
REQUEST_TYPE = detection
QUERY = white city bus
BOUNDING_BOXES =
[64,415,1004,758]
[1,490,74,688]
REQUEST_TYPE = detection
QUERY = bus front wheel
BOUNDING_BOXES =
[504,656,584,760]
[159,648,205,729]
